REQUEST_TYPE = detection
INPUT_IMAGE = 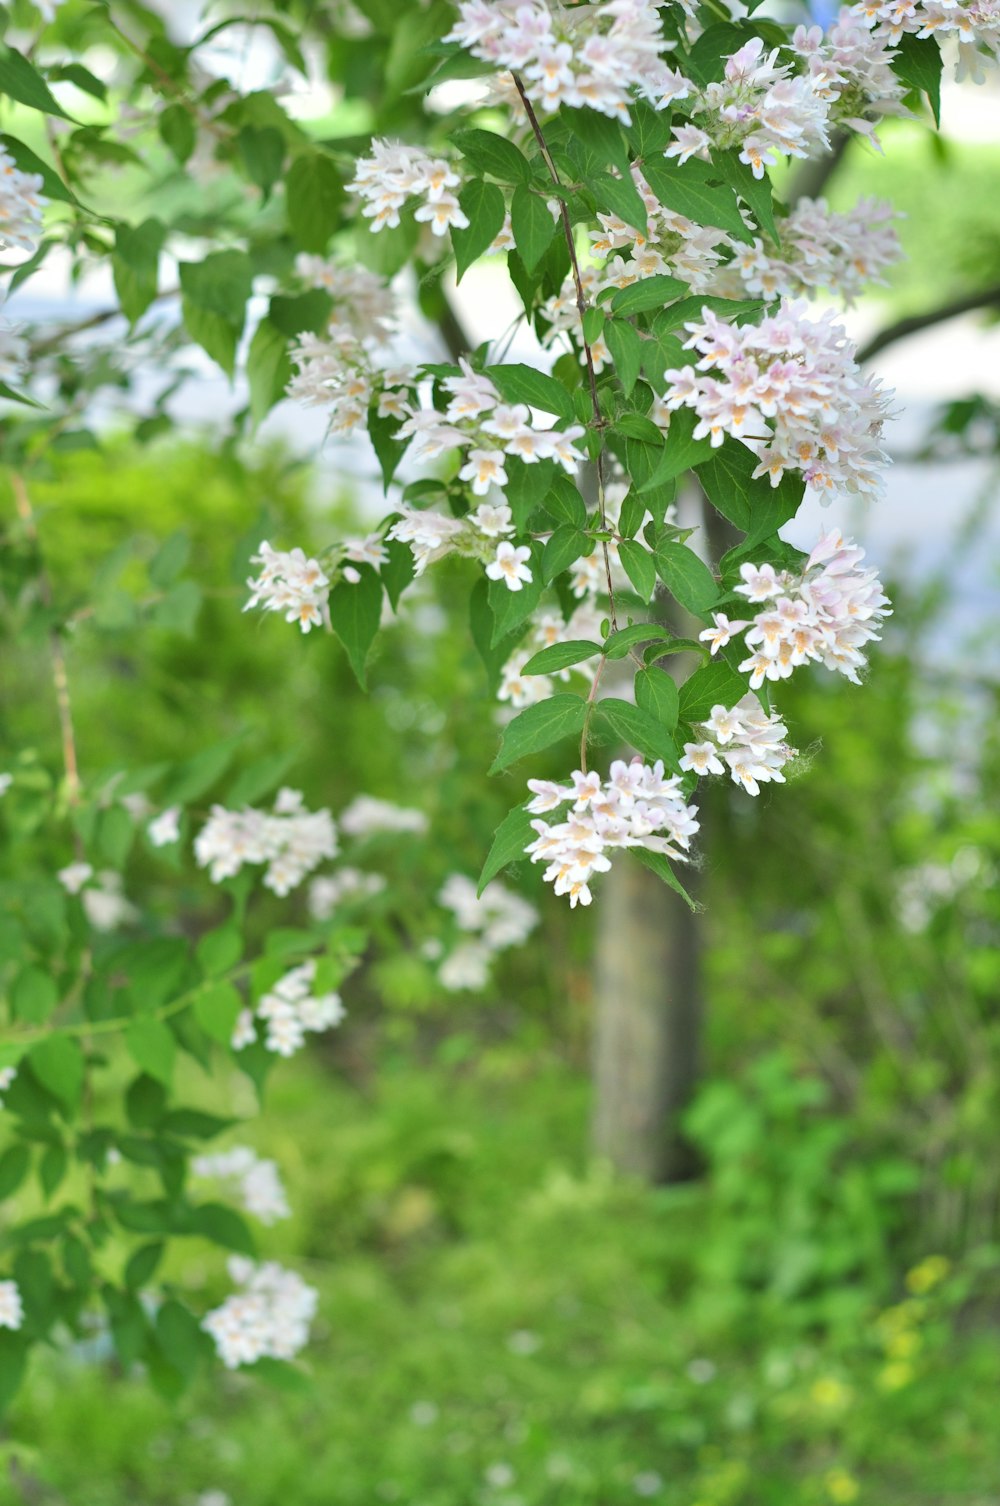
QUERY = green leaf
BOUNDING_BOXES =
[159,736,243,805]
[696,438,803,541]
[125,1242,165,1291]
[632,846,701,910]
[28,1036,84,1115]
[179,251,253,378]
[0,1332,28,1417]
[193,982,244,1045]
[286,150,344,252]
[678,659,749,722]
[489,694,586,775]
[477,803,536,894]
[542,476,588,529]
[609,274,688,318]
[510,184,557,273]
[10,965,58,1024]
[196,924,243,979]
[618,540,658,602]
[605,319,643,397]
[451,179,505,282]
[641,158,751,242]
[247,319,291,431]
[0,379,44,408]
[635,666,679,731]
[0,1144,31,1201]
[0,45,75,119]
[591,171,647,235]
[126,1018,176,1088]
[505,456,557,532]
[490,363,576,421]
[0,132,76,205]
[329,563,382,688]
[112,218,166,327]
[651,295,763,338]
[186,1202,256,1256]
[368,404,408,489]
[269,289,333,338]
[654,541,718,614]
[564,109,630,174]
[626,99,674,157]
[641,407,714,489]
[470,577,525,687]
[159,103,196,163]
[226,751,298,807]
[381,537,415,612]
[710,149,778,242]
[603,623,671,660]
[452,127,531,183]
[149,530,191,588]
[98,804,133,867]
[521,639,601,676]
[593,698,680,770]
[238,125,286,193]
[39,1144,67,1199]
[892,32,942,126]
[542,525,588,584]
[156,1300,205,1380]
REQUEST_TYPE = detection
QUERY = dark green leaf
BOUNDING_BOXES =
[654,541,718,613]
[542,476,588,528]
[156,1300,205,1380]
[159,103,196,163]
[641,158,751,242]
[452,127,531,183]
[603,623,671,660]
[125,1242,164,1291]
[892,32,942,126]
[11,966,58,1024]
[591,171,647,235]
[0,133,76,205]
[632,846,701,909]
[452,179,505,281]
[618,539,658,601]
[285,150,344,252]
[605,319,643,396]
[487,548,544,645]
[0,45,76,119]
[179,251,253,378]
[593,698,680,770]
[635,665,679,731]
[247,319,291,431]
[28,1036,84,1115]
[542,525,588,584]
[609,274,688,318]
[478,803,535,894]
[238,125,286,192]
[329,564,382,688]
[521,639,601,676]
[710,148,778,242]
[125,1018,176,1088]
[678,658,748,722]
[112,218,166,326]
[0,1144,31,1201]
[510,184,557,273]
[490,363,576,420]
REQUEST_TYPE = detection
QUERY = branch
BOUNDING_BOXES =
[856,284,1000,364]
[510,73,618,633]
[786,132,850,206]
[29,288,181,357]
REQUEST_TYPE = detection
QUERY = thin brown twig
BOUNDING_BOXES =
[857,283,1000,364]
[10,473,82,809]
[511,74,618,634]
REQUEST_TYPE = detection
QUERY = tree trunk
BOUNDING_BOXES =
[591,846,703,1182]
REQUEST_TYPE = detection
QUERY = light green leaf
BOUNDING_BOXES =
[603,623,671,660]
[542,525,588,584]
[489,694,586,774]
[126,1018,176,1088]
[609,274,688,318]
[477,802,536,894]
[490,363,576,420]
[654,541,718,614]
[605,319,643,397]
[285,150,344,252]
[247,318,291,430]
[678,659,749,722]
[618,539,658,602]
[113,219,166,326]
[632,846,701,910]
[452,179,505,282]
[29,1036,84,1115]
[635,666,680,731]
[593,698,680,771]
[0,45,76,119]
[521,639,601,676]
[194,982,244,1045]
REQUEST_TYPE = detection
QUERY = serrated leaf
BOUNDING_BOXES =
[542,475,588,528]
[511,184,557,273]
[126,1018,176,1088]
[618,539,658,601]
[635,666,679,731]
[478,803,536,894]
[591,171,647,235]
[286,150,344,252]
[605,319,642,396]
[632,846,701,910]
[452,127,531,183]
[642,158,751,243]
[678,658,749,722]
[542,524,588,584]
[489,694,586,774]
[329,564,382,688]
[603,623,671,660]
[505,456,557,532]
[654,541,718,613]
[521,639,601,676]
[609,274,688,318]
[452,179,505,281]
[696,438,803,542]
[489,363,576,420]
[593,698,680,771]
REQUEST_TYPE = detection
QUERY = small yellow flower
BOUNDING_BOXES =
[810,1376,852,1411]
[825,1468,861,1503]
[905,1255,950,1295]
[878,1361,914,1391]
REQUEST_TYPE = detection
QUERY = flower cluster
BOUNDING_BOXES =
[0,147,46,254]
[445,0,689,123]
[435,873,538,990]
[56,862,138,931]
[339,795,428,837]
[790,9,908,137]
[663,300,893,498]
[0,1280,23,1331]
[287,326,415,439]
[847,0,1000,82]
[308,866,386,921]
[725,196,902,306]
[702,531,890,687]
[294,255,397,340]
[244,542,331,633]
[524,760,701,908]
[347,139,468,236]
[194,788,338,896]
[192,1147,290,1225]
[679,696,797,795]
[202,1257,318,1369]
[231,959,345,1057]
[669,37,830,179]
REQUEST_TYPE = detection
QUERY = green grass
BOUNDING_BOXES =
[3,1046,999,1506]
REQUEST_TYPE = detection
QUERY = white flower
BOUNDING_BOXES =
[0,1066,17,1107]
[194,791,338,895]
[683,696,797,795]
[0,148,47,254]
[82,871,138,932]
[203,1259,318,1369]
[0,773,13,797]
[193,1147,290,1225]
[57,862,93,895]
[148,806,181,847]
[486,542,533,592]
[231,1010,257,1050]
[244,541,331,634]
[459,448,509,496]
[0,1280,23,1331]
[339,795,427,837]
[471,501,515,538]
[308,868,386,920]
